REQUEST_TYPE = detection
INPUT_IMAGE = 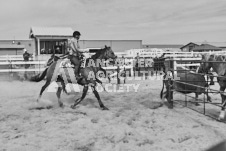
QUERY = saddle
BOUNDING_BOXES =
[59,59,74,68]
[59,57,86,68]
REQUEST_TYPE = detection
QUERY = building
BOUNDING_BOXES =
[125,48,164,58]
[192,44,222,52]
[29,27,74,56]
[80,40,142,53]
[180,42,199,52]
[28,26,142,60]
[0,44,25,55]
[181,42,222,52]
[196,42,226,51]
[0,39,35,55]
[143,44,183,52]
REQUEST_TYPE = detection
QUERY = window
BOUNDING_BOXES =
[40,40,67,54]
[189,46,193,51]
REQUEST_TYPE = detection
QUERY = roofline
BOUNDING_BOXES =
[142,44,183,46]
[0,39,33,41]
[193,48,222,50]
[31,35,72,37]
[180,42,199,49]
[81,40,142,41]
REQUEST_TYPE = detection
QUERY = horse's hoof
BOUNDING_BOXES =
[102,106,109,110]
[71,105,76,109]
[59,103,64,108]
[168,103,173,109]
[195,103,200,106]
[218,111,225,121]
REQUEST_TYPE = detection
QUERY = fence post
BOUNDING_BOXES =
[168,74,173,109]
[123,57,126,84]
[185,61,187,107]
[9,61,12,81]
[173,59,177,76]
[144,58,147,79]
[131,58,134,77]
[117,65,120,85]
[204,72,209,115]
[124,66,126,84]
[39,60,40,74]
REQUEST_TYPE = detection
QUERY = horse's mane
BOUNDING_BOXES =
[201,54,226,76]
[91,47,107,60]
[208,54,226,62]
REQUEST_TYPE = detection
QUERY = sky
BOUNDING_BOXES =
[0,0,225,44]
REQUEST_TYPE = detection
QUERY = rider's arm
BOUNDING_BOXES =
[71,40,83,53]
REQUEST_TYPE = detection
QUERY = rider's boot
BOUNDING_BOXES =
[74,64,83,81]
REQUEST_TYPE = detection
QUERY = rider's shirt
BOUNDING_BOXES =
[68,38,80,56]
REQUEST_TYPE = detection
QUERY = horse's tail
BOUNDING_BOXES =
[30,67,48,82]
[160,76,165,99]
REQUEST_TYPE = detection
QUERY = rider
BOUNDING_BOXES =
[61,31,83,80]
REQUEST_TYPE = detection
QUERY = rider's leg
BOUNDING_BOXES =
[68,55,81,78]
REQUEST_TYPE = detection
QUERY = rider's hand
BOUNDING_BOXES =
[80,53,85,57]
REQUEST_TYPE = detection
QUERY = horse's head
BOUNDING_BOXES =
[200,54,215,73]
[100,45,117,64]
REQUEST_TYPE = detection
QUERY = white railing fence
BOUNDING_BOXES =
[124,50,226,58]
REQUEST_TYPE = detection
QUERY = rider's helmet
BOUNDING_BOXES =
[73,31,81,37]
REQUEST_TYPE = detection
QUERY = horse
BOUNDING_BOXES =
[160,57,213,108]
[33,46,117,110]
[200,54,226,120]
[31,54,111,92]
[160,67,212,108]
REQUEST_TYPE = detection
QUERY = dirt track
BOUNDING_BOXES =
[0,79,226,151]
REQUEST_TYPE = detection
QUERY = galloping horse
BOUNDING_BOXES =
[34,46,117,110]
[32,54,111,93]
[201,54,226,120]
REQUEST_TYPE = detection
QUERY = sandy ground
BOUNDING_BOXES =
[0,77,226,151]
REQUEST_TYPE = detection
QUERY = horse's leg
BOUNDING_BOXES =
[220,86,226,105]
[194,93,200,106]
[209,73,214,85]
[205,89,212,102]
[96,78,107,92]
[71,85,89,109]
[91,86,108,110]
[56,87,64,107]
[166,87,173,109]
[37,81,51,102]
[61,80,68,95]
[168,90,173,109]
[219,86,226,120]
[220,100,226,120]
[58,76,68,95]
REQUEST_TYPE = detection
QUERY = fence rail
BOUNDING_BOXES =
[0,55,24,61]
[0,68,46,72]
[164,58,226,122]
